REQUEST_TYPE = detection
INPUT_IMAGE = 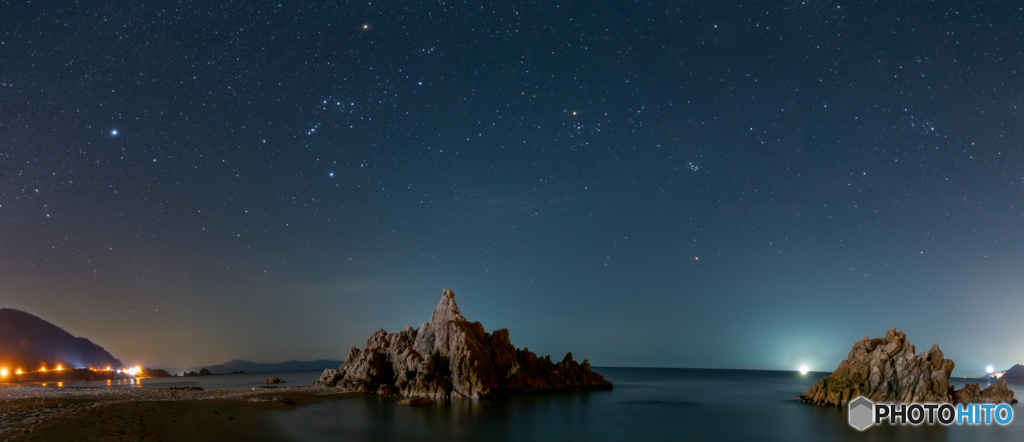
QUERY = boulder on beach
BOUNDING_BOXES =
[796,327,1015,406]
[314,289,613,399]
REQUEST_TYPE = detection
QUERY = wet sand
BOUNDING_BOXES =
[0,384,353,441]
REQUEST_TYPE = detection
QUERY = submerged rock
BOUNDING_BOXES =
[399,397,434,406]
[314,289,612,399]
[796,327,1015,406]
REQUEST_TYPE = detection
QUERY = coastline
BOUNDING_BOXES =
[0,384,354,441]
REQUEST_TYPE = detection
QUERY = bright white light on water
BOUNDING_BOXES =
[798,364,810,375]
[987,366,995,374]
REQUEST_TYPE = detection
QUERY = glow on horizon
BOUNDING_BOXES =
[798,364,810,375]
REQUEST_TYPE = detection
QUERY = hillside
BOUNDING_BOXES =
[0,308,123,371]
[200,359,343,374]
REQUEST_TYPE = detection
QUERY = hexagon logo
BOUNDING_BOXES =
[848,397,874,431]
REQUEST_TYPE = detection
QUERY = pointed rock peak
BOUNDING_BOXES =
[431,289,463,324]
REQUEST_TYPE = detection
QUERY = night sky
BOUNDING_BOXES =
[2,1,1023,376]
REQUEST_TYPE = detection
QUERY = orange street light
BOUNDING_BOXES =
[56,365,63,371]
[1,369,7,377]
[16,369,22,375]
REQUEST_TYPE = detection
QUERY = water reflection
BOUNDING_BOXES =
[272,369,1024,442]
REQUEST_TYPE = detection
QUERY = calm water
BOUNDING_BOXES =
[268,368,1024,442]
[64,370,325,390]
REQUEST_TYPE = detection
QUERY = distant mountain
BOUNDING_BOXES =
[0,308,123,371]
[200,359,343,374]
[999,364,1024,380]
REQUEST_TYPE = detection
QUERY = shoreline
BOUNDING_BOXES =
[0,384,353,441]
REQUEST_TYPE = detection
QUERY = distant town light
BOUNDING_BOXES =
[16,369,22,375]
[0,369,7,377]
[56,365,63,371]
[798,364,811,375]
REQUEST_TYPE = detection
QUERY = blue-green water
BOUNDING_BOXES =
[270,368,1024,442]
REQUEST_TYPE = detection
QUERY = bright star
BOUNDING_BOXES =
[111,129,118,136]
[329,172,335,177]
[987,365,995,374]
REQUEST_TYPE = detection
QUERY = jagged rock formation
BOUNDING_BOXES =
[797,327,1015,406]
[314,289,612,399]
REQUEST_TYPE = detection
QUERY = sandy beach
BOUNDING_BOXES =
[0,384,353,441]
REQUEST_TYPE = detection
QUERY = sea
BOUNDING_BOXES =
[68,368,1024,441]
[64,369,325,390]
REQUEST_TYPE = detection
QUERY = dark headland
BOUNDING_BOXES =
[0,308,171,383]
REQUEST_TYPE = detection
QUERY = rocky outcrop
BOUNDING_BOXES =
[797,327,1015,406]
[265,377,285,384]
[314,289,612,399]
[142,368,172,378]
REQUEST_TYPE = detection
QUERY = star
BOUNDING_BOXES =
[110,129,118,136]
[329,172,335,177]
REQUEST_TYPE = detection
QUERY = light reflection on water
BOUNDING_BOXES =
[65,370,325,390]
[271,368,1024,442]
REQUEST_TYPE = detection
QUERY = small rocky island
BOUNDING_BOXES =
[314,289,612,399]
[797,327,1015,406]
